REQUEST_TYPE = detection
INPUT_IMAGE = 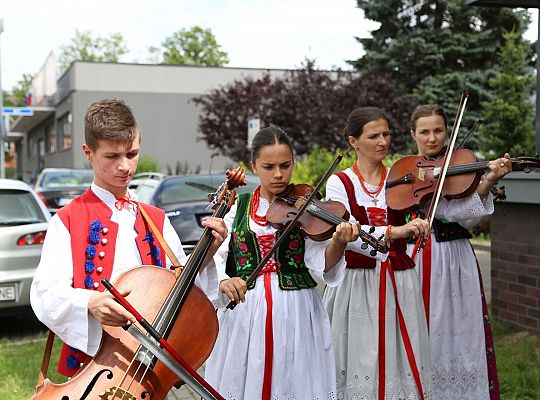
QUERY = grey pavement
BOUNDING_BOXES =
[166,244,491,399]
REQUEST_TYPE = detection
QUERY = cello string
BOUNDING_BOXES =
[107,356,136,399]
[121,354,150,399]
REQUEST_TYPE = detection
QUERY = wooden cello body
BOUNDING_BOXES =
[32,266,218,399]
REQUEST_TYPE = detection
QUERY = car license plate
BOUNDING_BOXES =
[0,285,16,301]
[57,198,73,206]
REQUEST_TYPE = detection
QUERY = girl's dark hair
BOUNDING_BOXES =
[343,107,387,143]
[250,126,294,162]
[410,104,448,132]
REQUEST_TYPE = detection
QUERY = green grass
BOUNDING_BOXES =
[492,319,540,400]
[0,322,539,399]
[0,334,66,400]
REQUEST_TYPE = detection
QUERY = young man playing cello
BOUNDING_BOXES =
[30,99,227,377]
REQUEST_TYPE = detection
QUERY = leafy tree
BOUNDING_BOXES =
[162,26,229,66]
[478,30,535,157]
[4,73,33,106]
[192,60,414,164]
[58,30,128,72]
[352,0,532,149]
[136,156,160,173]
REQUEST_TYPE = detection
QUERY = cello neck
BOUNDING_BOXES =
[152,201,229,337]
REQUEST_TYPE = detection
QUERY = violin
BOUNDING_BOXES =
[32,168,246,400]
[386,149,540,211]
[266,183,388,255]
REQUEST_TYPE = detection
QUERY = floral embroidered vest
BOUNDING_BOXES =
[225,193,317,291]
[54,188,167,377]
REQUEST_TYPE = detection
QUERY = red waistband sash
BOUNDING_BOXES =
[257,234,280,400]
[378,254,425,400]
[411,236,432,329]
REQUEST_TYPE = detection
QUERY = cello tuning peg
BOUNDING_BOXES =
[370,249,377,257]
[361,243,368,250]
[369,226,375,234]
[377,234,385,241]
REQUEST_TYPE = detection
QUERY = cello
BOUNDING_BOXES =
[31,167,246,400]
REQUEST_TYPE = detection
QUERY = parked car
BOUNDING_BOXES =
[0,179,51,315]
[140,173,259,254]
[34,168,93,213]
[128,172,166,190]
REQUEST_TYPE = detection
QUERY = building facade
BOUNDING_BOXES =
[10,62,286,182]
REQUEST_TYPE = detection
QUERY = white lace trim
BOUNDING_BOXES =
[222,390,337,400]
[432,362,490,400]
[335,368,433,400]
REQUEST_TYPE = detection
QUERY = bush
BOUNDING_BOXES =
[136,156,160,174]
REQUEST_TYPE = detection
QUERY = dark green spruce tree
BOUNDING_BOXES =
[352,0,531,150]
[478,30,535,158]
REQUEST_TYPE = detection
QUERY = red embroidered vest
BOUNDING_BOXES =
[335,172,414,271]
[54,188,167,377]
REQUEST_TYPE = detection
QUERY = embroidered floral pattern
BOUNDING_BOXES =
[232,228,254,272]
[284,236,304,269]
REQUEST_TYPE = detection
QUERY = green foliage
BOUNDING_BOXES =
[4,74,33,107]
[478,30,535,158]
[162,26,229,66]
[58,29,128,72]
[353,0,532,152]
[136,156,160,174]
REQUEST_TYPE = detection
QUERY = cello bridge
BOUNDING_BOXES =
[100,386,136,400]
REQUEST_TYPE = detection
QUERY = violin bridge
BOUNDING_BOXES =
[294,197,306,208]
[418,168,426,182]
[99,386,136,400]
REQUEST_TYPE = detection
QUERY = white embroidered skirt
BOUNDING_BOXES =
[323,266,433,400]
[205,273,337,400]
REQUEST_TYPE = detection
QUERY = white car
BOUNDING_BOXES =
[0,179,51,315]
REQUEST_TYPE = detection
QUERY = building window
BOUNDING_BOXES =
[57,113,72,151]
[45,124,56,154]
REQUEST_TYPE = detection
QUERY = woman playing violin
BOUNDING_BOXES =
[204,126,362,400]
[408,104,511,400]
[323,107,433,399]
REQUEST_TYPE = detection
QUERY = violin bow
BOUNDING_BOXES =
[418,92,469,248]
[226,155,343,310]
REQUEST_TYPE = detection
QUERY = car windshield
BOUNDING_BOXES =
[0,190,47,225]
[40,170,93,188]
[155,175,258,206]
[135,183,157,203]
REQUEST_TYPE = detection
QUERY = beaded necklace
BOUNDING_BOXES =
[250,186,268,226]
[352,163,387,206]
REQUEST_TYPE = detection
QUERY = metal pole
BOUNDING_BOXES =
[0,19,4,179]
[536,9,540,155]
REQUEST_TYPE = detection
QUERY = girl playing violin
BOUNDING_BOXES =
[408,104,511,400]
[204,126,363,400]
[323,107,433,399]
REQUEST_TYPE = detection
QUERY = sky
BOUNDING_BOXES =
[0,0,538,91]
